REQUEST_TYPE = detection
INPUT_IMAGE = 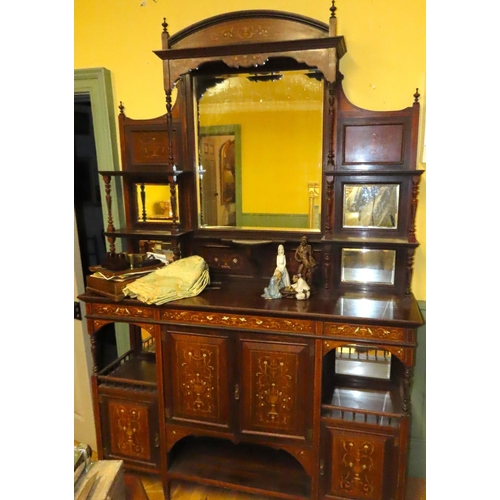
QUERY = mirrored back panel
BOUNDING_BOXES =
[133,183,180,224]
[343,184,399,229]
[195,69,324,230]
[341,248,396,285]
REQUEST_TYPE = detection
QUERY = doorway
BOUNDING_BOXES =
[74,95,106,278]
[74,94,117,363]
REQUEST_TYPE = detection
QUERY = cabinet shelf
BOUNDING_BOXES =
[168,436,311,500]
[97,350,157,391]
[104,228,192,238]
[321,386,403,428]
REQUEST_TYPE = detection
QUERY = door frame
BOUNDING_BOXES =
[74,68,124,448]
[74,67,124,252]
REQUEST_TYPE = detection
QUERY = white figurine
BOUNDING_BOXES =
[291,274,310,300]
[275,244,290,288]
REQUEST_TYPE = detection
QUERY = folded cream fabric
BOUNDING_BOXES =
[123,255,210,305]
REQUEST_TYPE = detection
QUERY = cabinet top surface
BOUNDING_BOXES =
[80,279,424,327]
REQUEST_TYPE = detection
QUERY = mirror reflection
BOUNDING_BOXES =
[196,69,324,230]
[343,184,399,229]
[335,345,392,379]
[341,248,396,284]
[134,183,179,223]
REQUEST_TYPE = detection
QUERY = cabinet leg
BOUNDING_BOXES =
[403,366,413,413]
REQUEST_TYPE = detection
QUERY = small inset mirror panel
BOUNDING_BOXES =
[341,248,396,284]
[134,183,180,223]
[343,184,399,229]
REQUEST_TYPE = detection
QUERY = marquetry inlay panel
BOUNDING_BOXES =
[324,323,405,342]
[109,400,151,461]
[162,309,314,334]
[240,340,309,437]
[330,433,388,499]
[92,303,155,320]
[170,333,229,425]
[130,130,170,164]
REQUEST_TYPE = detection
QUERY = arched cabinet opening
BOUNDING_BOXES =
[321,342,408,427]
[167,434,312,498]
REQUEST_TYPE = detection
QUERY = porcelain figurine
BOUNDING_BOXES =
[262,269,283,299]
[275,244,290,288]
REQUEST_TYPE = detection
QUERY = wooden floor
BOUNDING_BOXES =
[76,443,424,499]
[127,472,426,500]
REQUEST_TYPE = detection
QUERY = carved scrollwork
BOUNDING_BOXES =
[162,309,314,333]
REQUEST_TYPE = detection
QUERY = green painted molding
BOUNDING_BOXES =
[74,68,128,355]
[74,68,125,250]
[240,213,308,228]
[409,299,426,478]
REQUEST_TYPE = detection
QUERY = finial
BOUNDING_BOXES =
[162,17,169,37]
[119,101,125,114]
[330,0,337,19]
[413,88,420,103]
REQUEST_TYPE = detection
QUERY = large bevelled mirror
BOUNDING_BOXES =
[195,68,324,231]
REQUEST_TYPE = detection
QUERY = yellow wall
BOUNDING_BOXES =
[74,0,426,300]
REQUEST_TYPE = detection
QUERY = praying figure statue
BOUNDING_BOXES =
[262,269,283,299]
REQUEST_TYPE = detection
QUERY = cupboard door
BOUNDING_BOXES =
[100,395,159,469]
[169,330,231,428]
[321,425,394,500]
[239,335,313,441]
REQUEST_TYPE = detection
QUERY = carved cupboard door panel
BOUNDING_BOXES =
[168,330,231,429]
[238,335,313,441]
[99,394,159,470]
[321,425,395,500]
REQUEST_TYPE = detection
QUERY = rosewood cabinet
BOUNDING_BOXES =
[81,281,422,500]
[79,3,424,500]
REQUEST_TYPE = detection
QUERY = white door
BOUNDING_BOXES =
[74,214,97,450]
